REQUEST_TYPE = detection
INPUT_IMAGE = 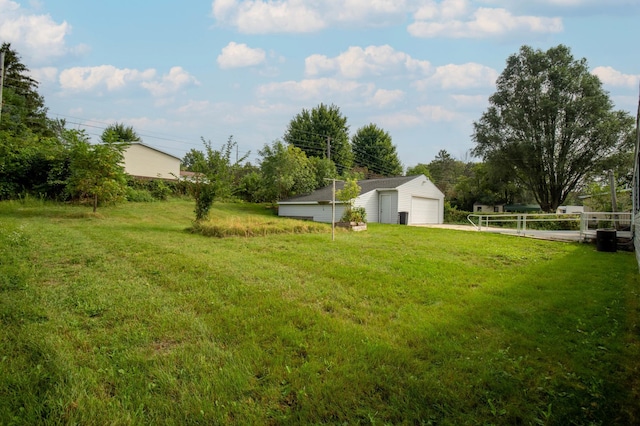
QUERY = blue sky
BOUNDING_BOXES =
[2,0,639,169]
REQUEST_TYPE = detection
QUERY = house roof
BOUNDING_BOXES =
[279,175,424,203]
[126,142,182,161]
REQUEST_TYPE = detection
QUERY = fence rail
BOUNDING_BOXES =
[467,212,632,242]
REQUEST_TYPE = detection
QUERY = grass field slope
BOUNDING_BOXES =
[1,199,638,425]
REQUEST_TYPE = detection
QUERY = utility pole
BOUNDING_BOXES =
[324,177,343,241]
[0,51,5,120]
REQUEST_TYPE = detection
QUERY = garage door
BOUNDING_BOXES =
[411,197,439,224]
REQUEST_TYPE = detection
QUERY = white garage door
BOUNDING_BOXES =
[411,197,439,224]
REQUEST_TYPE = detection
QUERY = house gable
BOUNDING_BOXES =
[123,143,181,181]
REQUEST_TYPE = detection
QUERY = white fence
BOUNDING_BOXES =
[467,212,632,242]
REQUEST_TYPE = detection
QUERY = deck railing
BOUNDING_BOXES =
[467,212,632,241]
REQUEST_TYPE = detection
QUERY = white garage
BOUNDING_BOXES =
[278,175,444,225]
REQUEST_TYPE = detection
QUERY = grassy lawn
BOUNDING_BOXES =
[1,198,638,425]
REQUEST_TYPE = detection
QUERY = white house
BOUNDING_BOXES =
[278,175,444,225]
[122,142,181,181]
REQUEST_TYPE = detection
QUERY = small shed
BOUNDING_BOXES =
[473,203,505,213]
[122,142,181,181]
[278,175,444,225]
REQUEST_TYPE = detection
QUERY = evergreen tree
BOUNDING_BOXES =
[283,103,352,173]
[351,123,402,177]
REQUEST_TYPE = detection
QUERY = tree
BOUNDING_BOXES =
[101,122,141,143]
[308,156,337,190]
[427,150,466,200]
[351,124,403,177]
[405,163,431,180]
[283,103,353,173]
[0,43,50,137]
[182,149,206,171]
[0,43,64,199]
[66,130,128,212]
[472,45,634,212]
[258,140,315,202]
[336,178,366,223]
[190,136,248,220]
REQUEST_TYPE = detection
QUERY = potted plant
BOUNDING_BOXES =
[336,178,367,231]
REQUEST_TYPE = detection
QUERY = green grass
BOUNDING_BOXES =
[0,198,638,425]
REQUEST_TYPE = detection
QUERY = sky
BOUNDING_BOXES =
[1,0,639,169]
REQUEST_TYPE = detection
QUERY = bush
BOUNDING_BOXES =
[444,202,472,224]
[125,188,155,202]
[341,206,367,223]
[149,180,171,200]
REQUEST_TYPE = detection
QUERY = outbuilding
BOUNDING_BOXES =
[278,175,444,225]
[122,142,181,181]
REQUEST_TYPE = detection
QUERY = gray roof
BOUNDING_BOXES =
[279,175,421,203]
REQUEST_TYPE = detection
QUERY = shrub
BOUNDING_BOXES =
[125,188,155,202]
[444,202,472,224]
[341,206,367,223]
[149,180,171,200]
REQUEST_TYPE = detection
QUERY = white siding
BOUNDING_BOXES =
[396,177,444,224]
[123,144,181,180]
[354,190,380,223]
[278,204,346,223]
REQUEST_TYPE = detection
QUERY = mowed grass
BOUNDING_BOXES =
[0,199,638,425]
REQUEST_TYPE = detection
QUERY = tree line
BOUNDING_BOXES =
[1,41,635,217]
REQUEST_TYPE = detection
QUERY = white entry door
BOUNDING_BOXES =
[379,193,394,223]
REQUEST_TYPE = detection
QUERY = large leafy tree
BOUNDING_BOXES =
[101,122,141,143]
[283,103,353,173]
[0,43,50,137]
[0,44,64,199]
[351,123,403,177]
[66,129,128,212]
[405,163,432,180]
[427,150,466,200]
[182,149,206,171]
[258,140,316,202]
[472,44,634,212]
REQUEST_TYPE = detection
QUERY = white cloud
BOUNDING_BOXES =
[257,78,374,100]
[212,0,325,34]
[217,42,267,69]
[59,66,155,91]
[0,0,75,62]
[592,66,640,88]
[333,0,408,24]
[211,0,408,34]
[305,45,431,79]
[414,0,469,21]
[408,4,563,38]
[141,67,200,97]
[370,89,405,108]
[59,65,198,97]
[415,63,498,90]
[210,0,571,36]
